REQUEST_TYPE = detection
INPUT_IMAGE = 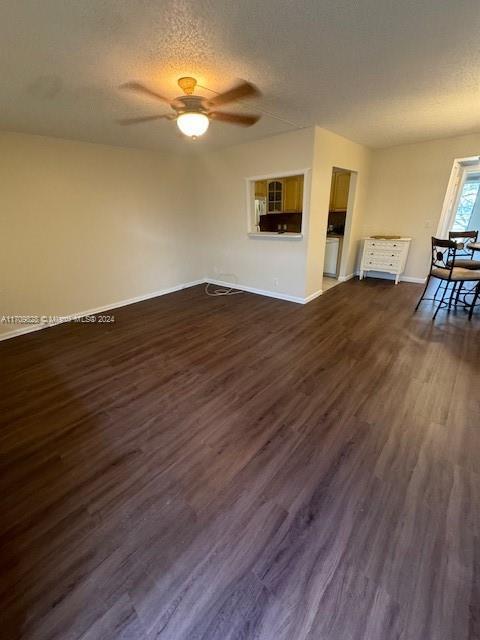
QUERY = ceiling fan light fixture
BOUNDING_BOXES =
[176,112,209,138]
[121,77,261,136]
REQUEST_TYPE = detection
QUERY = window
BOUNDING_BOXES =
[436,157,480,238]
[452,178,480,232]
[247,173,306,235]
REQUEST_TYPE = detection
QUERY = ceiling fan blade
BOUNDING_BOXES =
[209,111,260,126]
[120,81,173,105]
[206,81,260,108]
[117,114,173,125]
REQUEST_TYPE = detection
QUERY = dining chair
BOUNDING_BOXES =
[415,237,480,320]
[447,231,480,309]
[448,230,480,267]
[468,282,480,320]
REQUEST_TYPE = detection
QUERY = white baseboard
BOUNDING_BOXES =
[0,279,205,342]
[355,270,426,284]
[338,273,355,283]
[401,275,427,284]
[205,278,305,304]
[0,321,51,342]
[304,289,323,303]
[205,278,314,304]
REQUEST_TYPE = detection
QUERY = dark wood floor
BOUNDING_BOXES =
[1,279,479,640]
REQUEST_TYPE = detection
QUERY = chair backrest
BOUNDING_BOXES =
[431,237,457,272]
[448,230,478,241]
[448,230,478,256]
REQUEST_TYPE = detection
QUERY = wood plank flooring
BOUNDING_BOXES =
[0,279,479,640]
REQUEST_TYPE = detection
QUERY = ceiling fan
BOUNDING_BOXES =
[119,77,261,139]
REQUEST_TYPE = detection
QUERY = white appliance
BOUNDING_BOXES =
[324,237,340,276]
[255,197,266,217]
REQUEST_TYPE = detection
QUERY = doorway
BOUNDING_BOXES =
[322,167,355,292]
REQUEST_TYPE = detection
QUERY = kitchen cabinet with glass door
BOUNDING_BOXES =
[267,179,284,212]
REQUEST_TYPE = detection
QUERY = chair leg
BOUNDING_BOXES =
[433,279,450,320]
[415,274,432,311]
[433,279,443,301]
[455,281,463,307]
[448,282,458,310]
[468,283,480,321]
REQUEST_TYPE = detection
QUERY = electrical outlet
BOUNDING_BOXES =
[273,278,279,288]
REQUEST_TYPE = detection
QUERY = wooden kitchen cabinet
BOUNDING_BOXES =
[255,180,267,198]
[267,180,284,212]
[329,171,350,211]
[284,175,303,212]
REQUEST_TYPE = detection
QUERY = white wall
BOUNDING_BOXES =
[193,128,315,300]
[0,132,201,337]
[363,133,480,279]
[306,127,372,296]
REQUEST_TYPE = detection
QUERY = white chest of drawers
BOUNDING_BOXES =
[359,237,411,284]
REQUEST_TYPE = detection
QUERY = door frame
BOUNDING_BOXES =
[326,166,358,281]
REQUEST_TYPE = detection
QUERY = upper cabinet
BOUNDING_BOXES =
[255,180,267,198]
[330,171,350,211]
[284,175,304,212]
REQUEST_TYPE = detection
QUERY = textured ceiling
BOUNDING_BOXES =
[1,0,479,151]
